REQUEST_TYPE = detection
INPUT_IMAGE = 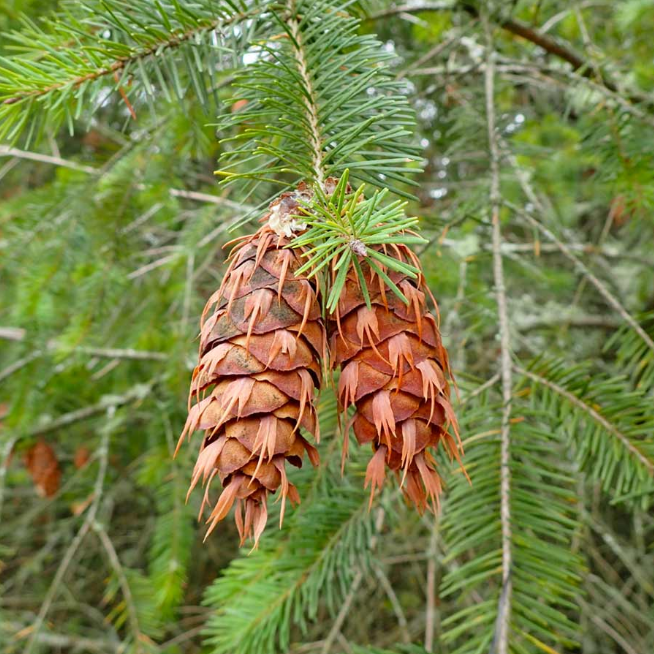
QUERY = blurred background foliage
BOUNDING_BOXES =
[1,1,653,653]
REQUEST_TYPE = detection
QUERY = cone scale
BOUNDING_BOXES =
[331,244,463,513]
[178,191,325,546]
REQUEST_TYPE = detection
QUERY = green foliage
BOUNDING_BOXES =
[441,397,583,654]
[215,0,422,199]
[519,359,654,505]
[138,437,195,619]
[349,647,431,654]
[0,0,260,144]
[606,312,654,390]
[103,567,164,643]
[292,171,426,310]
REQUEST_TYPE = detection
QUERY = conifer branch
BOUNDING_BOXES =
[0,1,262,141]
[321,508,386,654]
[25,429,110,654]
[215,0,421,199]
[286,1,326,190]
[1,5,254,106]
[370,1,588,73]
[504,197,654,356]
[3,1,652,650]
[515,366,654,476]
[0,435,18,523]
[94,523,144,646]
[25,383,153,438]
[369,2,654,110]
[0,146,98,174]
[2,23,210,106]
[483,16,512,654]
[0,328,167,362]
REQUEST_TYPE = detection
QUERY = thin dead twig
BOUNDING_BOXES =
[321,508,385,654]
[0,145,98,174]
[24,428,111,653]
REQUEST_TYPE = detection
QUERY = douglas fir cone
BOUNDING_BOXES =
[177,190,324,546]
[332,243,463,512]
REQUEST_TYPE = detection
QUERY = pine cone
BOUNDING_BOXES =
[24,439,61,498]
[331,244,462,513]
[178,194,325,546]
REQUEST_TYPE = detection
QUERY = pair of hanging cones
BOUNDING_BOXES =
[177,185,461,546]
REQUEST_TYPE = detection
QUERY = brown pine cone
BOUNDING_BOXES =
[177,194,325,546]
[331,244,462,513]
[24,439,61,498]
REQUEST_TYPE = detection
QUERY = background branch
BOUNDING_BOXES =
[484,15,513,654]
[370,2,654,108]
[24,428,111,654]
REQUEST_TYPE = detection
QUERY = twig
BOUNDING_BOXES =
[3,622,118,653]
[287,0,326,190]
[541,2,607,34]
[0,158,20,182]
[336,632,353,654]
[119,202,164,235]
[370,2,460,19]
[2,9,259,106]
[451,240,652,267]
[0,352,41,383]
[573,4,603,82]
[323,573,362,650]
[369,3,654,109]
[127,252,179,279]
[442,254,468,375]
[321,508,385,654]
[570,6,621,308]
[516,366,654,476]
[460,374,501,407]
[94,523,144,644]
[373,564,411,643]
[196,217,240,249]
[0,435,18,523]
[24,427,111,654]
[0,146,98,174]
[382,553,429,565]
[160,624,205,649]
[25,383,152,438]
[375,3,587,70]
[408,60,654,128]
[182,252,195,332]
[437,235,652,267]
[398,28,469,79]
[583,510,654,596]
[0,327,26,340]
[503,199,654,356]
[424,518,439,652]
[169,188,254,213]
[518,314,621,332]
[74,346,167,361]
[588,614,641,654]
[570,207,615,307]
[0,328,167,363]
[483,16,513,654]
